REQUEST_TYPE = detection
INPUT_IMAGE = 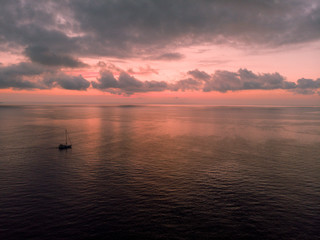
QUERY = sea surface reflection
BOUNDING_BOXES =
[0,105,319,239]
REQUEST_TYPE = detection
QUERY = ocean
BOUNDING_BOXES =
[0,105,319,239]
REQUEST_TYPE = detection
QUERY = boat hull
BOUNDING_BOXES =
[58,144,72,150]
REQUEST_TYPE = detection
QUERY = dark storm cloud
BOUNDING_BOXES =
[0,62,90,90]
[25,46,88,68]
[92,67,319,95]
[1,0,320,58]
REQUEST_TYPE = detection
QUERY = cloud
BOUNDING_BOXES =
[98,62,124,75]
[187,69,211,81]
[296,78,320,89]
[170,78,203,91]
[0,62,47,89]
[127,65,158,75]
[91,67,319,95]
[152,53,185,61]
[1,61,319,95]
[25,46,88,68]
[92,70,167,95]
[91,70,119,90]
[43,74,90,90]
[0,62,90,90]
[1,1,320,58]
[101,62,158,76]
[203,68,296,92]
[292,78,320,94]
[70,0,320,51]
[0,1,78,52]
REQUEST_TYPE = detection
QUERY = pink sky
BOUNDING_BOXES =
[0,1,319,105]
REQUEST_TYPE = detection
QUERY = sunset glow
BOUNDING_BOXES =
[0,0,319,105]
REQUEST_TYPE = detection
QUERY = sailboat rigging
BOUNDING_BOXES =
[58,129,72,149]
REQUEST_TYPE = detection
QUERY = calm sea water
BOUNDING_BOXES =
[0,105,319,239]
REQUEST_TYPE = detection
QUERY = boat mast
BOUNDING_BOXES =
[65,129,68,145]
[68,131,72,145]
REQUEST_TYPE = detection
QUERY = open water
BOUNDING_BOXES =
[0,105,319,239]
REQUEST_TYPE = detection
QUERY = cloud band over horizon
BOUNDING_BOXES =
[1,61,319,95]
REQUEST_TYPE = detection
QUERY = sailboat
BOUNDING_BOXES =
[58,129,72,149]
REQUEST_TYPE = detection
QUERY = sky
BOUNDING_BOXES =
[0,0,319,105]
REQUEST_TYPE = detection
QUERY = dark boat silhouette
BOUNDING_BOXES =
[59,129,72,150]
